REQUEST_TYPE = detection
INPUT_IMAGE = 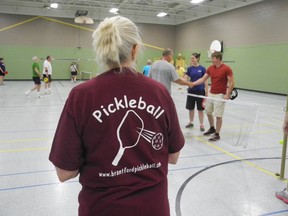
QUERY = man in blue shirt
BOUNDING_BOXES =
[142,59,152,76]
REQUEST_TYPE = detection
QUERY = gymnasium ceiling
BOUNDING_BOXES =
[0,0,264,25]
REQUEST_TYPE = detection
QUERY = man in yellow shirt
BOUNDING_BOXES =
[176,65,185,78]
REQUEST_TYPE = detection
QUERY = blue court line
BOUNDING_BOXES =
[259,209,288,216]
[0,180,78,192]
[0,147,281,177]
[0,169,55,177]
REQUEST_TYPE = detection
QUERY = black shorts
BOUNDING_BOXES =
[0,72,5,76]
[43,74,52,82]
[186,90,205,111]
[33,77,41,85]
[71,71,77,76]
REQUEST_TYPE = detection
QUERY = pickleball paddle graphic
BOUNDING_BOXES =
[112,110,164,166]
[112,110,144,166]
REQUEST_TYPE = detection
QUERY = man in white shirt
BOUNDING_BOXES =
[43,56,53,94]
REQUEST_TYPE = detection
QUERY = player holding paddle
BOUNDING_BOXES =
[42,55,53,94]
[49,16,185,216]
[190,51,235,141]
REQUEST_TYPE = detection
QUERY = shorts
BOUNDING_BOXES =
[0,72,5,76]
[33,77,41,85]
[186,90,205,111]
[43,74,52,83]
[71,71,77,76]
[205,93,226,117]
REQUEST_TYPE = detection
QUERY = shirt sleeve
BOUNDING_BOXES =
[148,65,153,78]
[202,66,206,77]
[49,94,84,171]
[169,64,180,82]
[43,62,48,73]
[226,66,233,77]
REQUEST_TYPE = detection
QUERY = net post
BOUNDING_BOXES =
[280,94,288,180]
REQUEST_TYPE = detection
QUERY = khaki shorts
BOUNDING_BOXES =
[205,93,226,117]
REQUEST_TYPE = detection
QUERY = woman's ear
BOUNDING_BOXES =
[132,44,138,60]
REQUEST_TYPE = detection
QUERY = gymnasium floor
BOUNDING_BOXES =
[0,80,287,216]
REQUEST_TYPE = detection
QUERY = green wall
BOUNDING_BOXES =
[0,45,162,79]
[0,14,164,80]
[176,43,288,94]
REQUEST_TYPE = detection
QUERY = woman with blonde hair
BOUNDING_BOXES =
[49,16,184,216]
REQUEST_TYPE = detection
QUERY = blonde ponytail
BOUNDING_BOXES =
[92,16,142,69]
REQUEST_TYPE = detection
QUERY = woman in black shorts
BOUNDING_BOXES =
[184,53,208,131]
[70,61,78,83]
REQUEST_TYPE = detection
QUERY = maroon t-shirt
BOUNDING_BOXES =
[206,64,233,94]
[49,68,185,216]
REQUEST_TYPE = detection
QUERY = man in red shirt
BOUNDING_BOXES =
[191,52,234,141]
[49,16,184,216]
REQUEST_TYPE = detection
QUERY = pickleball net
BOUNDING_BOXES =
[187,92,261,149]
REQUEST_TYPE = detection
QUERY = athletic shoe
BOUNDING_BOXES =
[276,189,288,204]
[25,91,31,98]
[185,122,194,128]
[200,125,205,132]
[203,127,216,136]
[209,133,220,141]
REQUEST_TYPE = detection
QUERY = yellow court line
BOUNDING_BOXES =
[193,136,283,180]
[143,43,164,51]
[39,16,94,32]
[0,16,41,32]
[220,129,282,138]
[0,138,50,143]
[0,15,164,51]
[40,16,164,51]
[0,147,49,153]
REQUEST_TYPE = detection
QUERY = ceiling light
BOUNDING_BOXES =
[157,12,167,17]
[50,3,58,8]
[109,8,119,14]
[191,0,204,4]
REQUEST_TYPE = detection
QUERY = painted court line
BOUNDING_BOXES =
[180,146,281,159]
[0,137,50,143]
[0,180,78,192]
[0,128,55,134]
[193,136,280,179]
[259,209,288,216]
[0,169,55,177]
[0,147,49,153]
